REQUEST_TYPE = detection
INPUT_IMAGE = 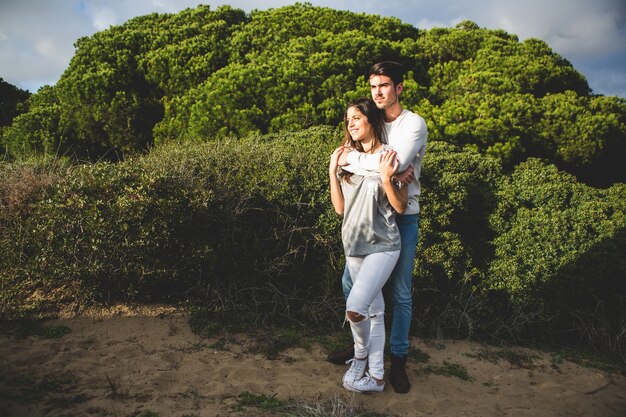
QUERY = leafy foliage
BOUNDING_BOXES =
[419,23,589,100]
[2,128,625,359]
[1,86,63,157]
[0,78,30,129]
[489,159,626,297]
[537,92,626,186]
[3,4,624,184]
[1,3,625,358]
[415,142,500,288]
[488,159,626,349]
[0,126,340,321]
[408,142,503,338]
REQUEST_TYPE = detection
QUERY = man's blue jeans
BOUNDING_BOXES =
[342,214,419,358]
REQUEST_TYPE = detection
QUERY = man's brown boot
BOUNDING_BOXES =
[390,355,411,394]
[327,345,354,365]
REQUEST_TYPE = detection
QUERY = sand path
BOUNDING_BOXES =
[1,310,625,417]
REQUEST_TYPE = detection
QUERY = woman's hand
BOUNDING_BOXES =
[329,146,345,175]
[379,149,399,182]
[329,146,346,215]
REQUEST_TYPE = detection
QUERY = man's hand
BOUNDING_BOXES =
[337,147,351,166]
[394,164,415,185]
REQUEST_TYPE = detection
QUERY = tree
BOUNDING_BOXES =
[4,3,623,187]
[0,78,32,156]
[1,86,62,157]
[537,92,626,185]
[0,78,30,128]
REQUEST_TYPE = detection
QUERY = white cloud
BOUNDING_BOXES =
[415,17,465,30]
[486,0,626,58]
[88,7,118,31]
[34,39,56,58]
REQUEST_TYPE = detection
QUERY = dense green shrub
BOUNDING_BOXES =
[1,160,215,316]
[421,93,541,166]
[1,127,625,359]
[488,158,626,350]
[0,157,70,316]
[412,142,501,336]
[0,126,341,321]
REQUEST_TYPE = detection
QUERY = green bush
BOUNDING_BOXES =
[0,157,69,317]
[0,126,341,321]
[488,158,626,350]
[1,128,625,359]
[411,141,501,337]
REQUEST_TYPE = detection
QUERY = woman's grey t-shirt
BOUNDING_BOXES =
[339,149,401,257]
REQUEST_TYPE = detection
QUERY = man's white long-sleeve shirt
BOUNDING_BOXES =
[345,109,427,215]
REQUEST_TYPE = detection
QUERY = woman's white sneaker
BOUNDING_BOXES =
[342,357,367,388]
[344,372,385,393]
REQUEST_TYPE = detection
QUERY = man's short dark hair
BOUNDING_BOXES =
[368,61,404,86]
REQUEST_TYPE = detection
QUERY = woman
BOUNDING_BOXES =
[329,98,408,393]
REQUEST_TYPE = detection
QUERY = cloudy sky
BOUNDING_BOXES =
[1,0,625,97]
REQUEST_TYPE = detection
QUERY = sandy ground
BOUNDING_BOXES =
[1,308,625,417]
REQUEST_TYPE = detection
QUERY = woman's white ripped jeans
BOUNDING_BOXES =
[345,250,400,381]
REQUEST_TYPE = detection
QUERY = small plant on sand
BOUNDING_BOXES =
[232,392,396,416]
[550,352,564,366]
[233,391,285,412]
[247,327,303,360]
[0,319,71,339]
[538,346,625,374]
[407,346,430,363]
[188,308,308,356]
[208,336,230,351]
[418,361,474,381]
[187,311,223,339]
[422,340,447,351]
[44,324,72,339]
[316,331,353,354]
[105,374,128,399]
[467,347,538,369]
[179,387,204,409]
[482,379,498,388]
[287,395,396,416]
[0,367,80,405]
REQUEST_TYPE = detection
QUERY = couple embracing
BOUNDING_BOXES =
[328,61,427,394]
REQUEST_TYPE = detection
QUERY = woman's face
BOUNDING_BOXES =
[346,106,373,143]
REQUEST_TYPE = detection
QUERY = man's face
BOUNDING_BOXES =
[369,74,401,110]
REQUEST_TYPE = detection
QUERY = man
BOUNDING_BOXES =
[329,61,427,394]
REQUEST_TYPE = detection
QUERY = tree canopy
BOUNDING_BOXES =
[0,78,30,129]
[2,3,625,184]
